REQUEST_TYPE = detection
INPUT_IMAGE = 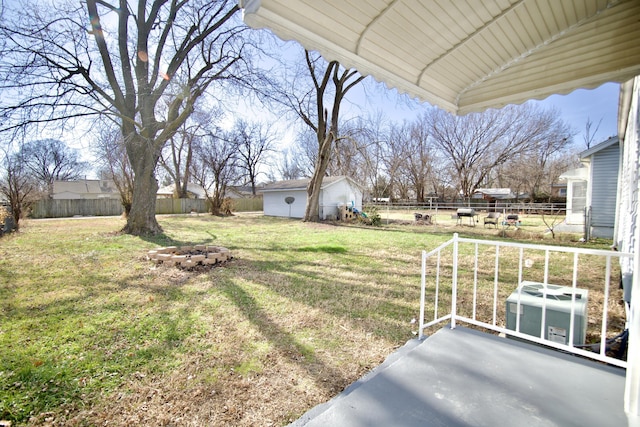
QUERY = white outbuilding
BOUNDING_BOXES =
[262,176,363,220]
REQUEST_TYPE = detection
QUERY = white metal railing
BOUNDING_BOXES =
[367,201,566,214]
[419,233,632,368]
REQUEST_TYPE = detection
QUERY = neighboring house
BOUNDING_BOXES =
[560,136,619,238]
[473,188,515,199]
[262,176,363,220]
[157,183,207,199]
[52,179,120,200]
[551,183,567,199]
[227,185,261,199]
[472,188,516,204]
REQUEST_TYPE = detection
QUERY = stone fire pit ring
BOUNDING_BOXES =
[147,245,232,269]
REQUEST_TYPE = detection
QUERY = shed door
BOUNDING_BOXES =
[568,180,587,224]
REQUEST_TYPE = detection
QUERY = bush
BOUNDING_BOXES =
[362,205,381,227]
[0,205,9,235]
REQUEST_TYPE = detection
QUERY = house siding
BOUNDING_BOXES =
[616,76,640,416]
[590,143,619,237]
[616,77,639,303]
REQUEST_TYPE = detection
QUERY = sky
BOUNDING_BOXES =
[225,74,622,177]
[530,82,620,147]
[341,79,620,152]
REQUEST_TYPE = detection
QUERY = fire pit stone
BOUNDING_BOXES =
[147,245,233,269]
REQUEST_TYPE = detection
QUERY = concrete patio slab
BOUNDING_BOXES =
[290,326,627,427]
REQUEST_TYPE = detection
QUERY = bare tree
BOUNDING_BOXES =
[190,130,240,215]
[402,119,435,202]
[380,123,411,201]
[351,113,389,201]
[159,109,220,198]
[20,139,88,198]
[583,116,603,149]
[327,118,379,182]
[93,126,134,216]
[510,122,574,201]
[232,119,276,195]
[273,147,305,181]
[0,150,38,230]
[424,104,572,199]
[0,0,257,235]
[160,126,197,199]
[541,208,565,239]
[290,128,320,178]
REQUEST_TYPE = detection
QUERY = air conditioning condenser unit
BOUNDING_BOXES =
[505,281,588,346]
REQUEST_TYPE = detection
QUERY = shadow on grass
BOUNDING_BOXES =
[137,232,210,248]
[224,254,423,344]
[298,245,348,254]
[218,280,349,394]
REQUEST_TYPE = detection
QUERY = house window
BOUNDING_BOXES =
[559,188,567,197]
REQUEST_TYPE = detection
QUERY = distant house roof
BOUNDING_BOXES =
[227,185,260,198]
[157,183,207,199]
[261,176,362,192]
[580,136,619,159]
[53,179,118,199]
[473,188,516,200]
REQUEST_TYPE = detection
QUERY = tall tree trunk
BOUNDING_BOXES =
[304,134,333,221]
[123,134,162,234]
[125,169,161,234]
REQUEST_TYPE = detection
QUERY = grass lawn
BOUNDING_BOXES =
[0,212,614,426]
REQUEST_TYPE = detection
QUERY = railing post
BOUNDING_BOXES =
[419,250,427,340]
[451,233,459,329]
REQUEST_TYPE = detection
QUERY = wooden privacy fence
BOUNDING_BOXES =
[155,198,207,215]
[30,197,263,219]
[230,197,263,212]
[31,199,123,218]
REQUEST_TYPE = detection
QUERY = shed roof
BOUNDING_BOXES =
[240,0,640,115]
[262,176,362,192]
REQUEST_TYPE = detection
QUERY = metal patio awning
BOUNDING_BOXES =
[239,0,640,115]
